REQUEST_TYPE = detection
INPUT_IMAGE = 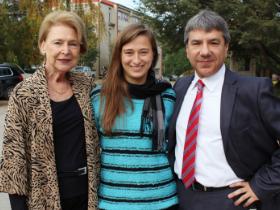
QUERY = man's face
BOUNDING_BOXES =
[186,29,229,78]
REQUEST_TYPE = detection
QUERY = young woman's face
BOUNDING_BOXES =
[40,24,81,74]
[121,35,154,84]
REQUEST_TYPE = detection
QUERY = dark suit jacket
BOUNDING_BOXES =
[168,68,280,208]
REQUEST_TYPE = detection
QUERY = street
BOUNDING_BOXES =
[0,100,11,210]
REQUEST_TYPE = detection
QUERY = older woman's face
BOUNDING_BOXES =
[40,24,80,73]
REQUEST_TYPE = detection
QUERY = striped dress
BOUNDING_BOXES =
[91,86,178,210]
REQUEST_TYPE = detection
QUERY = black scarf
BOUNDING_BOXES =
[128,75,171,152]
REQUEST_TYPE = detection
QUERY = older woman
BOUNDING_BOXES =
[91,24,178,209]
[0,11,99,210]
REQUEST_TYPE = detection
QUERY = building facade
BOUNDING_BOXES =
[71,0,162,78]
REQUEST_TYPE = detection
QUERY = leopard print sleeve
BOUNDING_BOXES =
[0,84,29,195]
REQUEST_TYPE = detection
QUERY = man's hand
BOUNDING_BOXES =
[227,181,259,207]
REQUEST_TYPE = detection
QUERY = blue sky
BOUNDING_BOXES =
[110,0,139,9]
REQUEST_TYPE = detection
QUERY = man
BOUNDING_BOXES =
[168,10,280,210]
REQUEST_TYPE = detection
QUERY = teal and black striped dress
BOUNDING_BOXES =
[91,85,178,210]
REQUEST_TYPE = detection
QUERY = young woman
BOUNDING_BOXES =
[91,23,178,210]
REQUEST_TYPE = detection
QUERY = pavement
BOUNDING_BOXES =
[0,100,11,210]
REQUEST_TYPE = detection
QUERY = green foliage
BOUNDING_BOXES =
[138,0,201,51]
[0,0,103,69]
[163,47,192,76]
[80,48,98,67]
[74,2,104,69]
[138,0,280,74]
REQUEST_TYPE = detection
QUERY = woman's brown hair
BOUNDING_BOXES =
[101,23,158,134]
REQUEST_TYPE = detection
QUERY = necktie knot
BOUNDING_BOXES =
[197,79,204,91]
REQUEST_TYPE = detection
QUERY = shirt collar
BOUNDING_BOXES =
[192,64,226,92]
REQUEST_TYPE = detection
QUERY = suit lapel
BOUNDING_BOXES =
[220,69,238,146]
[173,77,193,123]
[171,70,238,146]
[169,76,193,150]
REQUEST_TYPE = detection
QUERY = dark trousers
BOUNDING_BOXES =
[165,204,179,210]
[9,194,28,210]
[61,193,88,210]
[176,179,257,210]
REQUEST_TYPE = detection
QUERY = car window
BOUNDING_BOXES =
[12,64,25,74]
[75,67,83,71]
[75,66,92,72]
[83,67,91,72]
[0,67,13,77]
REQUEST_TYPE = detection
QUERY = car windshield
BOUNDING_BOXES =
[75,66,91,72]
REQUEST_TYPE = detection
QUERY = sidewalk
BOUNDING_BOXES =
[0,193,10,210]
[0,100,11,209]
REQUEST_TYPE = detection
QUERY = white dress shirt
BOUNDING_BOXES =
[174,65,243,187]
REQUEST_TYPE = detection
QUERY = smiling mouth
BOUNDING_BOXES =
[58,59,72,63]
[198,60,214,66]
[131,66,143,70]
[198,60,212,62]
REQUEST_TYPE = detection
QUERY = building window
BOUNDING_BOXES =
[131,16,140,23]
[118,11,128,22]
[109,8,111,23]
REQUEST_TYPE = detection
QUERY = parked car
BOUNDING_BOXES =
[169,74,178,81]
[162,76,171,82]
[0,63,24,99]
[23,65,37,74]
[72,66,96,78]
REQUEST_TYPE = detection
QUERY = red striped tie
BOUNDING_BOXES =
[181,79,204,188]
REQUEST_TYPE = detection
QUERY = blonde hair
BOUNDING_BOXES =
[38,10,87,54]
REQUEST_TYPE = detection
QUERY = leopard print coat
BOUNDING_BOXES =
[0,66,100,209]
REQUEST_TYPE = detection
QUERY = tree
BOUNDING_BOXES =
[137,0,199,51]
[0,0,104,69]
[233,0,280,74]
[163,47,192,76]
[137,0,280,75]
